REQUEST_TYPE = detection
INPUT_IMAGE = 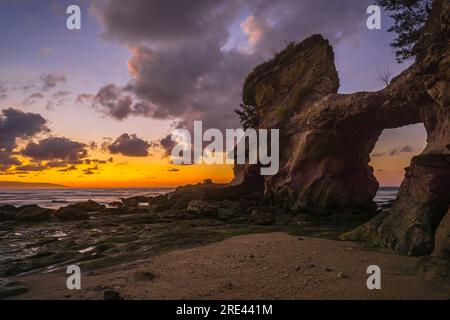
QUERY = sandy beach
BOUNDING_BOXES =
[9,232,450,300]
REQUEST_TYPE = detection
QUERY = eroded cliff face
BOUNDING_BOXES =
[233,0,449,266]
[342,0,450,268]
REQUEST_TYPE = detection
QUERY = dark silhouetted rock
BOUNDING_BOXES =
[0,283,28,299]
[187,200,218,217]
[56,207,90,221]
[15,205,52,222]
[68,200,106,212]
[251,208,275,225]
[0,210,16,222]
[103,289,121,300]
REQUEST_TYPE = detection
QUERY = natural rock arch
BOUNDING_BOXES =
[230,0,449,269]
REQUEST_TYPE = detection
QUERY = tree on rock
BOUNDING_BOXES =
[377,0,432,63]
[235,103,258,129]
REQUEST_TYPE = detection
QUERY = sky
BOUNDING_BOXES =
[0,0,427,187]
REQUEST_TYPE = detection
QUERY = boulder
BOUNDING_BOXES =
[103,289,121,300]
[251,208,275,225]
[0,283,28,299]
[0,205,18,212]
[15,205,52,222]
[68,200,105,212]
[431,207,450,260]
[0,210,16,222]
[55,207,90,221]
[187,200,218,217]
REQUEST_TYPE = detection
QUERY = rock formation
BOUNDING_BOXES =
[231,0,449,269]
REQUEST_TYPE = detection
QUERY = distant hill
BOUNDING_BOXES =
[0,181,67,189]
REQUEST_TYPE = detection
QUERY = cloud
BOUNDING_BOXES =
[159,133,176,158]
[93,0,234,44]
[78,83,155,121]
[388,145,416,157]
[400,145,415,153]
[90,0,369,134]
[107,133,151,157]
[372,145,417,158]
[38,47,53,58]
[83,165,99,175]
[84,157,114,165]
[241,15,270,52]
[0,108,48,152]
[76,93,95,104]
[21,137,88,163]
[371,152,386,158]
[0,84,6,100]
[52,90,70,99]
[92,84,134,120]
[0,151,21,171]
[23,92,44,106]
[39,72,66,91]
[14,164,48,172]
[168,168,180,172]
[58,165,77,173]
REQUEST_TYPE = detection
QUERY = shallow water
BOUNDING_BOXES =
[0,188,173,209]
[374,186,399,207]
[0,187,398,209]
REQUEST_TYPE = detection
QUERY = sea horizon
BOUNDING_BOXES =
[0,187,174,209]
[0,186,400,210]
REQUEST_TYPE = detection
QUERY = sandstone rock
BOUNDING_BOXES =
[15,205,52,222]
[225,0,450,272]
[251,208,275,225]
[432,207,450,259]
[187,200,218,216]
[217,208,235,221]
[341,1,450,264]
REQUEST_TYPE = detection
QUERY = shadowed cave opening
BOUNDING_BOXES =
[370,123,427,209]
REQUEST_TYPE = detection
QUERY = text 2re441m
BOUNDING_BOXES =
[176,304,273,317]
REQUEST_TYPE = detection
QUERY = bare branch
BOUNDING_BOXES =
[377,66,392,87]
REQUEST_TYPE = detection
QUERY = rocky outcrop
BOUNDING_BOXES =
[231,0,449,267]
[341,0,450,261]
[55,207,90,221]
[15,206,52,222]
[237,38,431,214]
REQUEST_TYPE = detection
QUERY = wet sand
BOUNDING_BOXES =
[8,232,450,300]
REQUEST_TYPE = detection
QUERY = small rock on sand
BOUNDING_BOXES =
[103,289,121,300]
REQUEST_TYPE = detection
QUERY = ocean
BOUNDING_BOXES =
[373,186,400,207]
[0,186,399,209]
[0,188,173,209]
